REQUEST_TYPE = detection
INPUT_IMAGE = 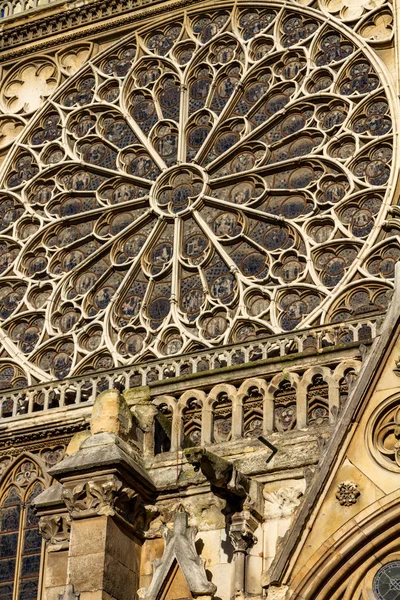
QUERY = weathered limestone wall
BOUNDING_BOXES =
[43,550,69,600]
[290,332,400,582]
[263,271,400,598]
[68,517,140,600]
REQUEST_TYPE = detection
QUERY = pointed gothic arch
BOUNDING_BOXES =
[0,455,47,600]
[0,452,50,489]
[288,490,400,600]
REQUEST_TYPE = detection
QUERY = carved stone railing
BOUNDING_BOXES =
[0,315,382,422]
[0,0,153,21]
[0,0,58,18]
[152,357,362,453]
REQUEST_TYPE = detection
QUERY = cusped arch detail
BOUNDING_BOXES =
[332,359,362,384]
[0,451,49,490]
[287,489,400,600]
[0,1,397,385]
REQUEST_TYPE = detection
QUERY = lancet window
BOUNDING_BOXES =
[0,460,45,600]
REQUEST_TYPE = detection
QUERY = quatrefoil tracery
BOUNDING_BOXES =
[0,2,395,384]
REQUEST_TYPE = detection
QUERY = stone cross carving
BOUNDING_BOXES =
[138,508,217,600]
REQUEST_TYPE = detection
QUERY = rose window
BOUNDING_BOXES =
[0,3,396,384]
[152,166,206,215]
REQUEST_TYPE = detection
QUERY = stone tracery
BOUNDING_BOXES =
[0,3,396,383]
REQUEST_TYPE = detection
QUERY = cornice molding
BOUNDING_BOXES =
[0,0,391,63]
[0,0,199,61]
[0,420,87,451]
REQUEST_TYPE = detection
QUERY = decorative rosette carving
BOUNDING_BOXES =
[335,481,360,506]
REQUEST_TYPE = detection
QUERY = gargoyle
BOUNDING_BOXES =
[184,447,249,499]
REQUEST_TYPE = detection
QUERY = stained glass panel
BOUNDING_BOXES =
[373,561,400,600]
[0,476,44,600]
[0,488,20,599]
[0,583,13,600]
[0,3,394,381]
[17,484,42,599]
[17,580,38,600]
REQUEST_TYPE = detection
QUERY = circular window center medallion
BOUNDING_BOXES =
[373,561,400,599]
[151,165,207,215]
[0,2,394,380]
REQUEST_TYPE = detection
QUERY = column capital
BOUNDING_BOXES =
[38,513,71,552]
[229,510,258,554]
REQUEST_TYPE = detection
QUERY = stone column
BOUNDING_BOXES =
[229,510,258,597]
[62,474,142,600]
[34,389,157,600]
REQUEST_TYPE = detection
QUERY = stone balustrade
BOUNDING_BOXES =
[0,0,154,19]
[0,0,56,17]
[0,0,121,17]
[0,316,379,425]
[152,359,362,454]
